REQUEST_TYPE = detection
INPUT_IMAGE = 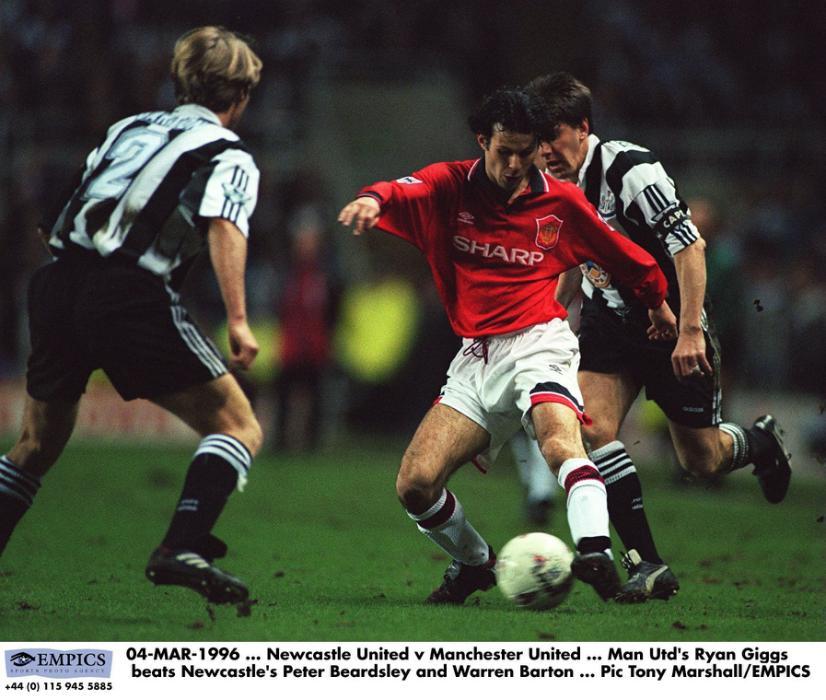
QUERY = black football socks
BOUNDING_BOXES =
[161,435,251,553]
[0,455,41,556]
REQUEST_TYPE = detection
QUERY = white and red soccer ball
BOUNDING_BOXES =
[495,532,574,610]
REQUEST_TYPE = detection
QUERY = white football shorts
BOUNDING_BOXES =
[436,318,588,472]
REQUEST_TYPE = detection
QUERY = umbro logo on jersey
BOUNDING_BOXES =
[395,176,423,185]
[457,211,475,224]
[453,235,544,266]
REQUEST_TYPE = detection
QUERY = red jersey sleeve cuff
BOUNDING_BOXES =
[357,180,394,206]
[357,190,383,205]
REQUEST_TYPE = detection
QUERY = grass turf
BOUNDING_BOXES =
[0,440,823,641]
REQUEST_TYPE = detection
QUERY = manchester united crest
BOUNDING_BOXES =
[535,214,563,250]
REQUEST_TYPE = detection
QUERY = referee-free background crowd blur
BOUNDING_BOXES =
[1,0,824,468]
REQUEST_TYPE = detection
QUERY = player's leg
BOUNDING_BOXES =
[514,317,620,600]
[576,303,677,600]
[0,396,79,556]
[510,429,557,525]
[530,401,620,601]
[581,370,679,603]
[669,418,791,503]
[656,323,790,502]
[667,423,729,479]
[152,372,262,544]
[144,373,262,604]
[579,370,667,568]
[396,403,495,604]
[2,257,90,557]
[92,266,262,603]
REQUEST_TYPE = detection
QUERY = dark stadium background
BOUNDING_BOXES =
[1,0,824,467]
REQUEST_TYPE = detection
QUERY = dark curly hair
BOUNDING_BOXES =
[467,87,550,144]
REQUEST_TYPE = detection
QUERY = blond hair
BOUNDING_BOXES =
[171,26,262,113]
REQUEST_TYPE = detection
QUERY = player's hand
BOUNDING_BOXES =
[646,301,678,342]
[671,327,713,381]
[337,196,381,235]
[227,319,259,371]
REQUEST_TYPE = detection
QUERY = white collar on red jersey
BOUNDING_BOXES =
[468,158,549,194]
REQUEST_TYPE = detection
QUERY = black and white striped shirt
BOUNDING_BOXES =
[576,134,700,319]
[49,104,259,284]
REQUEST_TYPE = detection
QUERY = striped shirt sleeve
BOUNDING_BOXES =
[190,149,259,237]
[617,160,699,256]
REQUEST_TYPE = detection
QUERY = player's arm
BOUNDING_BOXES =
[566,198,677,340]
[623,173,710,379]
[338,166,451,247]
[337,195,382,235]
[208,218,258,370]
[671,239,713,379]
[555,267,583,309]
[183,147,260,370]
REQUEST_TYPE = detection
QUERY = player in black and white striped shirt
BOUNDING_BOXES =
[0,27,264,605]
[528,72,791,602]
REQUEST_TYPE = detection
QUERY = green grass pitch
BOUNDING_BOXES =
[0,440,823,641]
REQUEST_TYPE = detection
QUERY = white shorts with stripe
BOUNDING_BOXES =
[436,319,587,471]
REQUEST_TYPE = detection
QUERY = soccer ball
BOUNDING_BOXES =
[496,532,574,610]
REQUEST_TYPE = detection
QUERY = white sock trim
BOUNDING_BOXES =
[0,455,41,506]
[557,457,598,488]
[194,434,252,492]
[587,440,626,461]
[407,489,447,522]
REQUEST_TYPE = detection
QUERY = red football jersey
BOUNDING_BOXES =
[358,159,667,338]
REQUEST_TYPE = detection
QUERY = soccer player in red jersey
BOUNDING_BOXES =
[338,88,678,604]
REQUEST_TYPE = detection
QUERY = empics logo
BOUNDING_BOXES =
[9,653,35,667]
[4,649,113,679]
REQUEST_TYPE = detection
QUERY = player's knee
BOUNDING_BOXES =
[10,432,60,476]
[244,416,264,457]
[235,415,263,457]
[211,402,263,457]
[395,463,440,514]
[581,421,618,452]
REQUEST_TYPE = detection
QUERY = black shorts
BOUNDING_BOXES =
[578,300,721,428]
[26,254,227,402]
